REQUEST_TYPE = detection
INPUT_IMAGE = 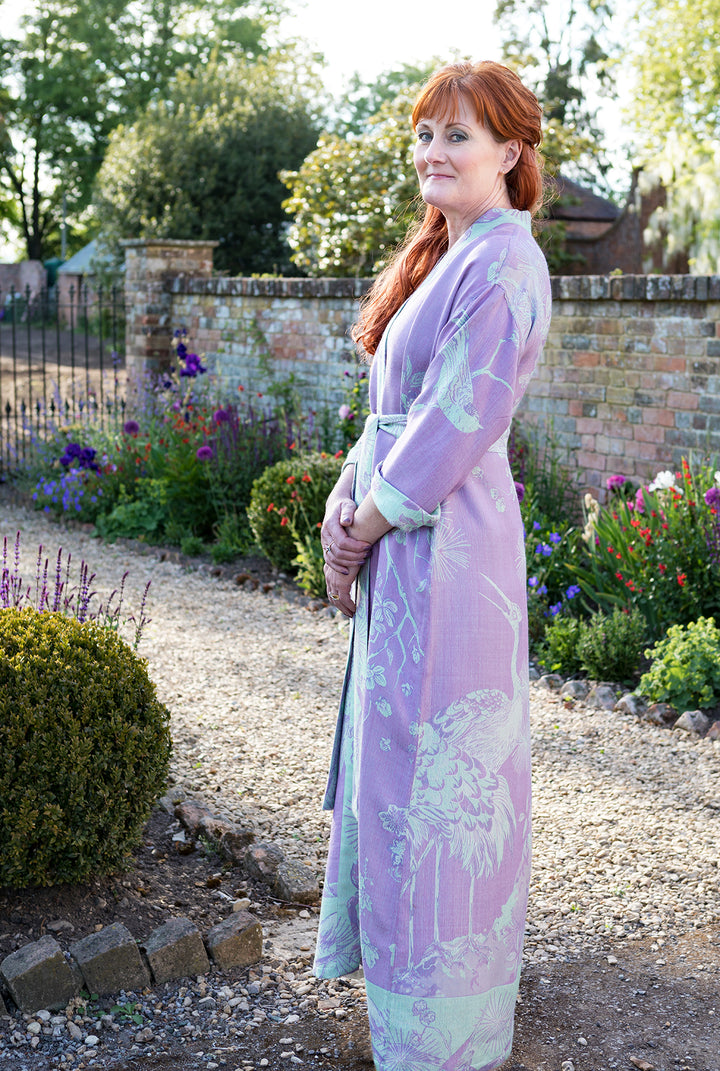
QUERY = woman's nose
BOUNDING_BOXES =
[424,137,445,162]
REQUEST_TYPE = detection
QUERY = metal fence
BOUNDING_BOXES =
[0,284,127,476]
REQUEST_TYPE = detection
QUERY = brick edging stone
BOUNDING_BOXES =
[0,911,261,1017]
[0,793,321,1019]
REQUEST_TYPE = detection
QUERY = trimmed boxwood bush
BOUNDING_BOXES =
[0,607,172,888]
[247,451,343,572]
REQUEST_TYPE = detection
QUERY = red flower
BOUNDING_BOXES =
[658,563,667,573]
[286,476,296,484]
[267,502,274,512]
[333,450,344,459]
[280,517,288,527]
[677,573,687,587]
[615,571,623,580]
[301,473,311,482]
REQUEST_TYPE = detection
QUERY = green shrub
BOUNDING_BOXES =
[576,606,648,683]
[248,451,343,572]
[0,608,171,888]
[638,616,720,712]
[538,615,585,677]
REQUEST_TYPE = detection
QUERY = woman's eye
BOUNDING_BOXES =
[449,131,467,142]
[417,131,432,142]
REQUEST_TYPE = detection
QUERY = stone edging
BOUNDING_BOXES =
[0,911,261,1019]
[0,795,321,1021]
[534,673,720,739]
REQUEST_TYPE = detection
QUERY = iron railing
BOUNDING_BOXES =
[0,284,127,476]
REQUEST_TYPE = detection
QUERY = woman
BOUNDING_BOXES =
[316,61,551,1071]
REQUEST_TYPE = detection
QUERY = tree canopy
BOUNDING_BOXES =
[94,53,322,275]
[281,84,423,278]
[493,0,619,193]
[0,0,273,260]
[626,0,720,271]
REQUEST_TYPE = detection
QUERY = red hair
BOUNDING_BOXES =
[353,61,545,357]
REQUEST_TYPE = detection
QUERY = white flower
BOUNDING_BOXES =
[648,470,681,494]
[715,470,720,487]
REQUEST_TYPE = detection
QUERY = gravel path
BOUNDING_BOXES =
[2,498,720,1070]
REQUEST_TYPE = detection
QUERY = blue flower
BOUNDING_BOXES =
[566,584,581,599]
[549,601,562,616]
[536,543,553,557]
[527,576,539,587]
[549,532,561,544]
[533,521,542,531]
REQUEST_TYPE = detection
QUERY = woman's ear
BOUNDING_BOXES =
[501,140,522,172]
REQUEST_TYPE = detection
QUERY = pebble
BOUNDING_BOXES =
[1,503,719,1068]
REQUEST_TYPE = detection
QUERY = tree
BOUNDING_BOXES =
[331,62,438,136]
[626,0,720,271]
[94,53,322,275]
[493,0,619,192]
[0,0,272,261]
[281,83,425,277]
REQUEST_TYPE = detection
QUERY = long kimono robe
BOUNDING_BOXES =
[314,207,552,1071]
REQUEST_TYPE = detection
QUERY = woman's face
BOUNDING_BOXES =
[413,97,520,242]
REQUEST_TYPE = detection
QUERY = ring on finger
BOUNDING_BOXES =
[329,593,339,601]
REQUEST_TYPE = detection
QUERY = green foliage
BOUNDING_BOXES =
[0,608,171,887]
[638,616,720,713]
[337,366,370,450]
[494,0,620,193]
[247,452,343,573]
[569,458,720,642]
[510,420,583,649]
[539,615,585,676]
[94,53,322,275]
[331,62,439,136]
[626,0,720,271]
[0,0,271,259]
[540,606,648,682]
[576,606,648,684]
[281,85,422,277]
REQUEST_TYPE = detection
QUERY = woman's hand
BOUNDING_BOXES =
[321,495,370,617]
[323,560,362,618]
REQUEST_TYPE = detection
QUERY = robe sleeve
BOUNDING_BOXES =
[371,278,530,532]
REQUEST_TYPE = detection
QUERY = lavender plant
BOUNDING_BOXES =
[1,533,150,648]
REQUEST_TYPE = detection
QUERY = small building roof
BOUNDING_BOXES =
[57,239,114,275]
[547,174,621,223]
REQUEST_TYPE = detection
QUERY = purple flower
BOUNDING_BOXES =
[704,486,720,508]
[338,404,352,420]
[606,474,626,492]
[123,420,140,436]
[196,445,213,461]
[634,487,646,514]
[549,602,562,616]
[213,408,231,424]
[566,584,581,599]
[180,352,207,378]
[514,480,525,502]
[549,532,561,544]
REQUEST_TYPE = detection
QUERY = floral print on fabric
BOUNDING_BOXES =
[315,208,551,1071]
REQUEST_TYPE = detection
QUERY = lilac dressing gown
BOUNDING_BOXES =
[315,207,552,1071]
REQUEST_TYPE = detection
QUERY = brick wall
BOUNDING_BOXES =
[124,242,720,501]
[530,274,720,499]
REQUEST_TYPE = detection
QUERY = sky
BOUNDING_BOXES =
[282,0,503,94]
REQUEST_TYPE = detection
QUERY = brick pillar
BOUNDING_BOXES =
[122,239,217,379]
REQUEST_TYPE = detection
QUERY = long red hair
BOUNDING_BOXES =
[353,61,545,357]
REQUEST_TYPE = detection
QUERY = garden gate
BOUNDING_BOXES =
[0,285,127,477]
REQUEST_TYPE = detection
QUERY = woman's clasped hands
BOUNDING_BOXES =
[321,497,370,618]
